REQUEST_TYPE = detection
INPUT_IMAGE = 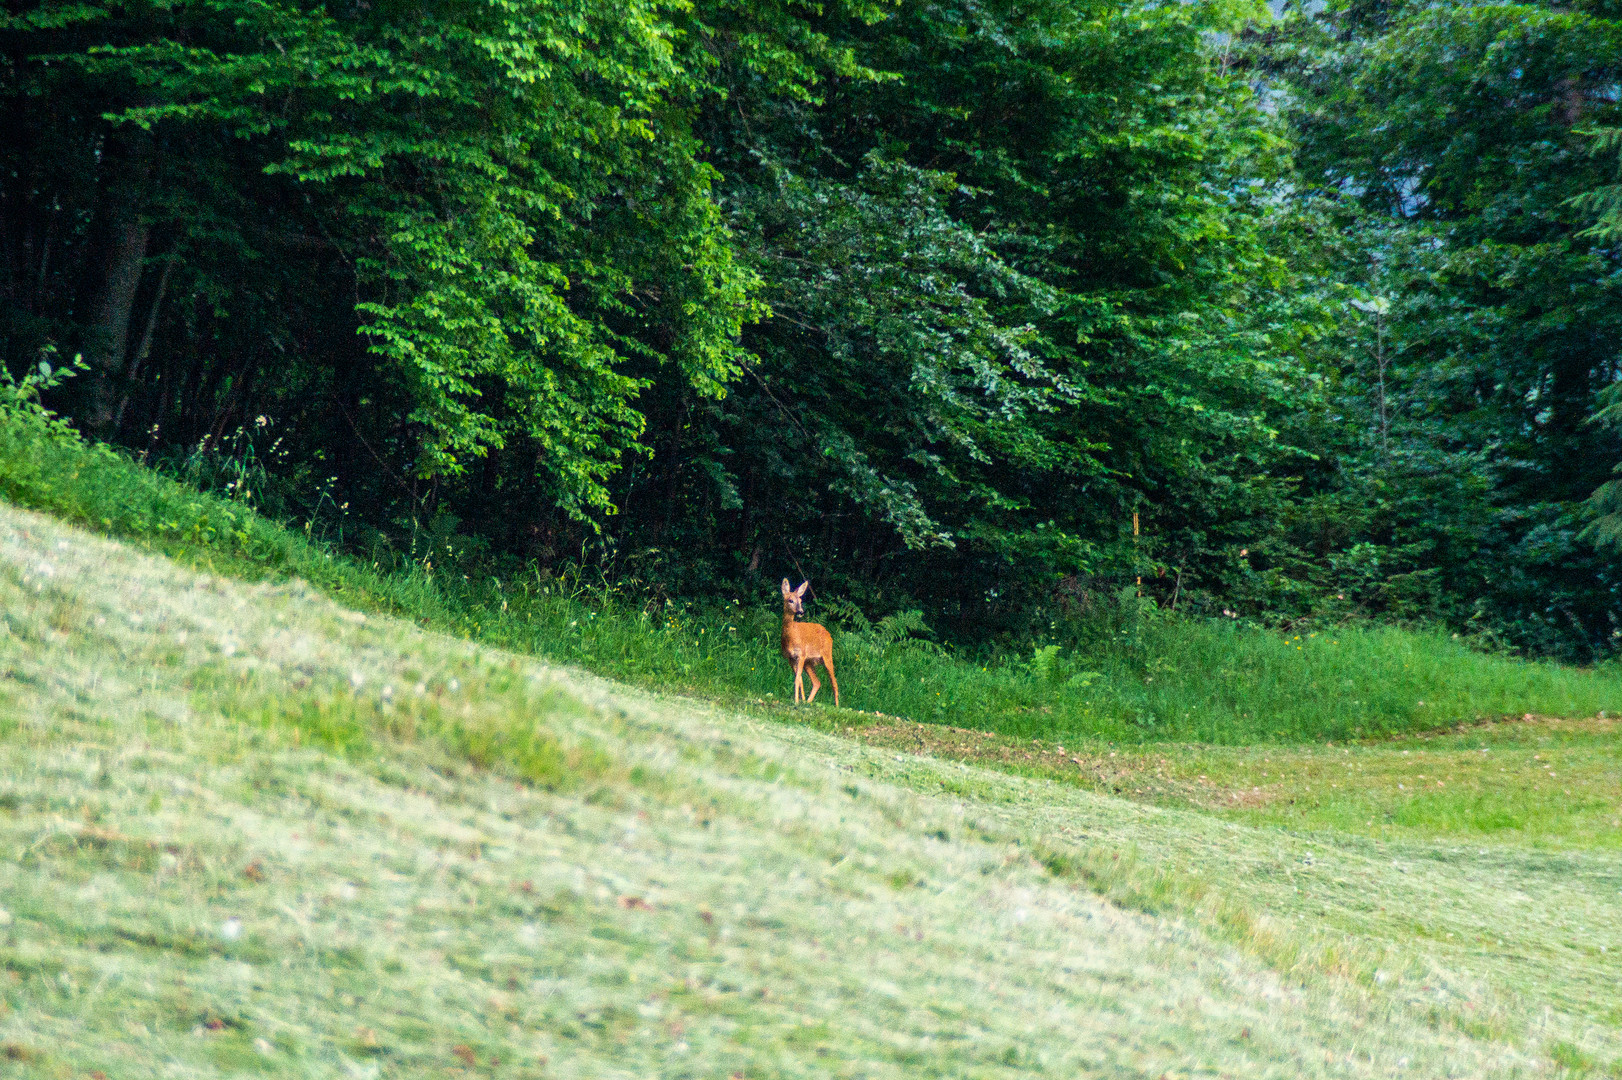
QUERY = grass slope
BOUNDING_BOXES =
[8,401,1615,853]
[2,507,1621,1077]
[838,712,1622,852]
[2,392,1617,748]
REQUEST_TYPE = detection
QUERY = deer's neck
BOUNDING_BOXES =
[782,608,798,638]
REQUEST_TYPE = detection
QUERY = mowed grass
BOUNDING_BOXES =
[838,713,1622,851]
[1179,716,1622,846]
[0,502,1541,1077]
[2,390,1616,748]
[3,501,1622,1078]
[0,385,1618,1079]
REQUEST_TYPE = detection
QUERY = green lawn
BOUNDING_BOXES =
[2,500,1620,1078]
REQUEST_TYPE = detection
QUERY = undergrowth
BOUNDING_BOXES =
[3,362,1616,746]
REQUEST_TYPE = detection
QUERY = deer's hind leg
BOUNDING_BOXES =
[805,661,823,704]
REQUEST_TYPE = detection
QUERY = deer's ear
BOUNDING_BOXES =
[781,579,792,595]
[795,581,810,598]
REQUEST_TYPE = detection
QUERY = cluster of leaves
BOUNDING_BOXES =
[1573,126,1622,553]
[611,0,1326,634]
[2,0,757,516]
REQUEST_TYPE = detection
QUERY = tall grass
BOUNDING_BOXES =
[3,366,1616,745]
[0,361,449,618]
[454,581,1620,743]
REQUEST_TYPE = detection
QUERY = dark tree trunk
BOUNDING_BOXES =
[113,251,177,435]
[659,395,691,539]
[192,352,233,445]
[173,315,215,447]
[735,466,756,559]
[203,346,260,449]
[77,128,154,434]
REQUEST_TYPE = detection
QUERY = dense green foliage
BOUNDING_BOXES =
[1575,126,1622,553]
[2,0,1618,656]
[656,0,1308,622]
[6,372,1617,746]
[1238,0,1622,658]
[2,0,757,516]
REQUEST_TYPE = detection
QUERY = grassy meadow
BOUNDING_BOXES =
[4,383,1622,1075]
[504,604,1618,745]
[2,498,1621,1078]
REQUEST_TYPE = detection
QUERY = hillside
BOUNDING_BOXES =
[2,501,1620,1077]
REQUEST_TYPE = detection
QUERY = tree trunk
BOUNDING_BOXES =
[79,128,154,434]
[735,466,755,560]
[659,396,690,539]
[113,251,177,435]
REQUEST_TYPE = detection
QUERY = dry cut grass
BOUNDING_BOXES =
[838,713,1622,850]
[0,501,1619,1077]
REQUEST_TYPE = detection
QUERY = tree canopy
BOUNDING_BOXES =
[2,0,1618,656]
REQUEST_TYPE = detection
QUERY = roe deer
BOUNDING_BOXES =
[781,579,839,706]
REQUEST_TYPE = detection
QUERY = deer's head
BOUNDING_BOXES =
[781,578,809,616]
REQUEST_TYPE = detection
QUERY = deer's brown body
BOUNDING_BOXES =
[781,579,839,706]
